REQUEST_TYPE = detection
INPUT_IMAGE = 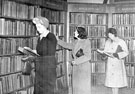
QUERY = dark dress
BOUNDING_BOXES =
[34,32,57,94]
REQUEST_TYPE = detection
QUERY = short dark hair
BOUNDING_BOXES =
[76,27,87,39]
[106,28,117,37]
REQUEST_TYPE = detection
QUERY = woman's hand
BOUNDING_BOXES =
[55,35,59,40]
[22,56,35,62]
[71,61,77,66]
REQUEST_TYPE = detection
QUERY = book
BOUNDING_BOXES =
[115,45,123,53]
[18,47,39,56]
[76,48,84,58]
[96,49,114,58]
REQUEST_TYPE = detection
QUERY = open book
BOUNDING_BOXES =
[18,47,39,56]
[97,49,114,58]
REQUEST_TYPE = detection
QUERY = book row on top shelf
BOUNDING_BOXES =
[70,12,107,25]
[2,0,67,11]
[69,25,107,37]
[0,0,66,23]
[113,13,135,25]
[112,13,135,37]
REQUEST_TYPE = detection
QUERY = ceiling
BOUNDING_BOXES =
[67,0,105,3]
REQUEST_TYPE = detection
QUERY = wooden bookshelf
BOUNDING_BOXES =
[67,2,135,94]
[110,3,135,88]
[0,0,67,94]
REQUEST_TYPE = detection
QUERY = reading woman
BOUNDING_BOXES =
[97,28,129,94]
[23,16,57,94]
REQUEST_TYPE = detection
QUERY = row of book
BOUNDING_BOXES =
[1,0,39,19]
[0,0,66,6]
[69,25,106,37]
[86,26,106,37]
[125,64,135,77]
[56,63,65,77]
[55,50,64,63]
[125,51,135,62]
[0,53,65,76]
[0,0,65,22]
[90,38,106,49]
[0,38,37,55]
[49,24,64,36]
[127,77,135,88]
[10,87,34,94]
[125,39,135,51]
[114,26,135,37]
[0,56,23,74]
[91,74,105,86]
[91,62,106,73]
[0,73,33,94]
[41,8,65,23]
[91,50,103,61]
[113,14,135,25]
[0,18,65,36]
[70,13,107,25]
[55,76,66,91]
[0,19,36,35]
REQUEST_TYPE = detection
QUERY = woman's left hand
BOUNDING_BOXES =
[71,61,77,66]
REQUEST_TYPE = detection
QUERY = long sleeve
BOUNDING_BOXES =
[117,39,129,59]
[74,39,91,65]
[57,39,74,50]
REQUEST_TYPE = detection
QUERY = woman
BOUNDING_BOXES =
[98,28,129,94]
[24,16,57,94]
[57,27,91,94]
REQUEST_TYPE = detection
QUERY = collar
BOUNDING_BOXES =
[40,30,50,40]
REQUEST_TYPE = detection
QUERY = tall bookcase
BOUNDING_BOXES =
[110,3,135,88]
[67,3,108,90]
[0,0,68,94]
[67,2,135,94]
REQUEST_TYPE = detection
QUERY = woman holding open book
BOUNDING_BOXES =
[33,16,57,94]
[57,27,91,94]
[97,28,129,94]
[23,16,57,94]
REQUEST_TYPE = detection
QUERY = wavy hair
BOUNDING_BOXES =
[76,27,88,39]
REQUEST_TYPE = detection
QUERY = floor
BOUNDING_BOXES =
[68,86,135,94]
[92,86,135,94]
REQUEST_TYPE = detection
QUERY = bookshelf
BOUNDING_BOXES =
[111,3,135,88]
[0,0,67,94]
[67,3,108,89]
[67,2,135,93]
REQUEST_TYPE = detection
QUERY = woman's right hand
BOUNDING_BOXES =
[55,35,59,40]
[21,56,35,62]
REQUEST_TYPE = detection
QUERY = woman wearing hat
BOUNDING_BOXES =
[57,27,91,94]
[26,16,57,94]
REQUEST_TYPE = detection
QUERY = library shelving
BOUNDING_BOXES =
[0,0,67,94]
[67,2,135,93]
[111,3,135,88]
[67,3,108,88]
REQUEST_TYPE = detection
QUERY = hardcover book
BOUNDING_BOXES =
[18,47,39,56]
